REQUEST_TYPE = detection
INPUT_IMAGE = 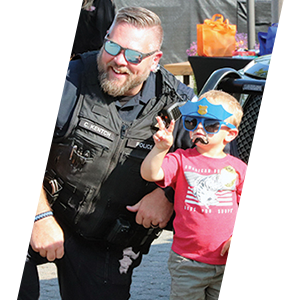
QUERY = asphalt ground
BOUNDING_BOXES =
[38,230,174,300]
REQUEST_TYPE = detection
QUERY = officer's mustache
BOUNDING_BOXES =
[97,49,133,78]
[106,61,133,76]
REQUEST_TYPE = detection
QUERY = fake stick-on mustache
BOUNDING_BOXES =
[193,134,209,145]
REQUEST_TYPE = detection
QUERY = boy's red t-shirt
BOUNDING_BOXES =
[157,147,247,265]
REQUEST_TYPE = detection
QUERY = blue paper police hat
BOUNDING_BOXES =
[179,98,232,121]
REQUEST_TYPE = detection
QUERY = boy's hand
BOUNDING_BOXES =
[153,117,175,150]
[220,236,232,256]
[140,117,174,182]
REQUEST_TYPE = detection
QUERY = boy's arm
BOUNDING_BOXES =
[141,117,175,182]
[221,236,232,256]
[141,145,168,182]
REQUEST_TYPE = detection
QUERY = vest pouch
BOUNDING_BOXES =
[123,138,154,168]
[116,144,155,200]
[106,218,131,245]
[49,131,111,194]
[52,183,95,229]
[43,170,63,206]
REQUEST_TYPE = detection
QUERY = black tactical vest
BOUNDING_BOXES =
[46,52,182,245]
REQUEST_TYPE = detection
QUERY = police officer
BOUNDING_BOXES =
[18,7,195,300]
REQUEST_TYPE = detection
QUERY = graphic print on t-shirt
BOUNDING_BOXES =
[184,166,237,209]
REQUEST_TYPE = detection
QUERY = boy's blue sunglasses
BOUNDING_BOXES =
[104,37,157,64]
[182,116,236,134]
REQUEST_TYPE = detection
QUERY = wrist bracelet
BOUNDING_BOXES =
[34,211,54,223]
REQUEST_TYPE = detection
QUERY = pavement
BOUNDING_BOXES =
[37,230,173,299]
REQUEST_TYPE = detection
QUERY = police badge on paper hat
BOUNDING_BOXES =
[179,98,232,121]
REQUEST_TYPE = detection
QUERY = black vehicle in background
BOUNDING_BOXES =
[199,55,270,164]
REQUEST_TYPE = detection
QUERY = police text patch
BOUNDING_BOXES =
[127,139,154,150]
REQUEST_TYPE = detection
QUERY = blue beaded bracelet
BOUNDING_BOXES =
[34,211,54,222]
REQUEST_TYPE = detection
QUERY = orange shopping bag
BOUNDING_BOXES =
[197,14,236,57]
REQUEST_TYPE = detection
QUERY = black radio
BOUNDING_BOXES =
[157,101,186,127]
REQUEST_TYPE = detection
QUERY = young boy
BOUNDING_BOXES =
[141,90,247,300]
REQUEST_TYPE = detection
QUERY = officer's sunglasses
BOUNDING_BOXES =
[182,116,236,134]
[104,37,157,65]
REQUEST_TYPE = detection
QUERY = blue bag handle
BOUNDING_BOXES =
[258,23,278,56]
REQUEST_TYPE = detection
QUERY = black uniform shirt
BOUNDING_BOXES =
[114,72,156,123]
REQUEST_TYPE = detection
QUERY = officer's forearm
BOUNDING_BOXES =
[35,188,52,215]
[31,187,64,261]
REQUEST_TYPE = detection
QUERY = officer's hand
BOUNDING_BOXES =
[30,216,64,261]
[127,188,173,229]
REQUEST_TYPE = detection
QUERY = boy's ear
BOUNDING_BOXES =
[225,128,239,143]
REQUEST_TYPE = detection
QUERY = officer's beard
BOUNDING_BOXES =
[97,50,150,97]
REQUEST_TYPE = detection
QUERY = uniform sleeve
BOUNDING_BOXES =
[176,81,197,102]
[54,59,83,137]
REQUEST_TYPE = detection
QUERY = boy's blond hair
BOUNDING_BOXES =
[199,90,243,128]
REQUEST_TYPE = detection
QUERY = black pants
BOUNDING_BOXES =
[17,225,143,300]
